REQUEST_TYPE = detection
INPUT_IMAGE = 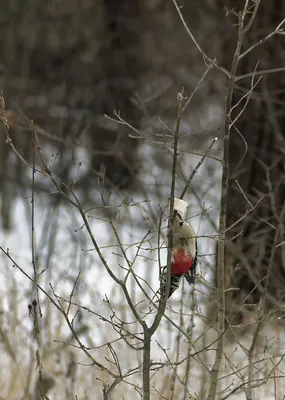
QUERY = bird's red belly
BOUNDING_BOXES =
[172,248,193,275]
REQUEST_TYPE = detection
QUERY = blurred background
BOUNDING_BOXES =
[1,0,285,398]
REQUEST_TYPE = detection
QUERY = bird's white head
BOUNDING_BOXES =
[173,198,188,218]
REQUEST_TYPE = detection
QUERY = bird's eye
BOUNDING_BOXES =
[180,222,184,227]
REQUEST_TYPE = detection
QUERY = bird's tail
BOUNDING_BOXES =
[184,274,195,285]
[160,268,181,298]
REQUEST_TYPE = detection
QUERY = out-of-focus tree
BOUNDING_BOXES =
[214,0,285,324]
[0,0,211,230]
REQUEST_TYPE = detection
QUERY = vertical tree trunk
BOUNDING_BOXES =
[217,0,285,324]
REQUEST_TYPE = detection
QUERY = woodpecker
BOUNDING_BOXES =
[161,210,197,298]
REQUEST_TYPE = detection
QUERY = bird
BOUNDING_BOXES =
[161,210,197,298]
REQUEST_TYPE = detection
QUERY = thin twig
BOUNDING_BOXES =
[235,66,285,81]
[180,137,218,200]
[181,62,216,114]
[172,0,231,78]
[239,17,285,60]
